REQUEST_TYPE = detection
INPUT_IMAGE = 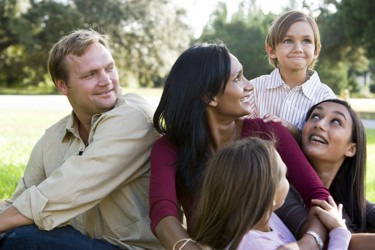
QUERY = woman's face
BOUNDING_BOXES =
[210,54,253,118]
[301,102,356,166]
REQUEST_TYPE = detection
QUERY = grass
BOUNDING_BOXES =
[0,93,374,203]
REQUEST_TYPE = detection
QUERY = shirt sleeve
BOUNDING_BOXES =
[275,186,308,239]
[149,136,180,234]
[12,101,157,230]
[327,227,351,250]
[243,118,330,207]
[366,200,375,231]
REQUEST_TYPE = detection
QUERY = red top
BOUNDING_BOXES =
[149,118,329,233]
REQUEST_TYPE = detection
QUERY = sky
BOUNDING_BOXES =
[174,0,305,38]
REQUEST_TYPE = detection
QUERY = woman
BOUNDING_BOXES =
[276,99,375,250]
[149,43,329,249]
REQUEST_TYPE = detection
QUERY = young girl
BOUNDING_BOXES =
[276,99,375,249]
[191,137,350,250]
[250,10,336,138]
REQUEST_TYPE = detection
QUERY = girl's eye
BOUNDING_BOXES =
[331,119,342,126]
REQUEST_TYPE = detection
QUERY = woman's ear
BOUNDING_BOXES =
[344,142,356,158]
[202,95,217,107]
[266,44,277,59]
[55,79,68,95]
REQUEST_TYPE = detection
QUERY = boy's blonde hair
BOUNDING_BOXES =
[266,10,321,69]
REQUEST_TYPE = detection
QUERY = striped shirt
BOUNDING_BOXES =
[249,69,336,129]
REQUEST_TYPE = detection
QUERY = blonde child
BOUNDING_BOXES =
[191,137,350,250]
[250,10,336,138]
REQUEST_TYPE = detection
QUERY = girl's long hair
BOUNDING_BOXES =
[153,43,231,193]
[305,99,367,232]
[191,137,282,250]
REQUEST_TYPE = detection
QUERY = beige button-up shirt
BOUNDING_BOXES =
[5,93,162,250]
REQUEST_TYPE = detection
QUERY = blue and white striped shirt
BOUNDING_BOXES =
[249,69,336,129]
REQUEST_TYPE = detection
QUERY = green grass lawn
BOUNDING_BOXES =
[1,98,375,203]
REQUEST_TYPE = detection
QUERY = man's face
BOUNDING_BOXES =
[59,42,121,119]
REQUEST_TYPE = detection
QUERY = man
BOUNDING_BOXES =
[0,29,162,250]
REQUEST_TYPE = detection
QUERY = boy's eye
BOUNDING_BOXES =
[283,39,292,44]
[303,39,312,45]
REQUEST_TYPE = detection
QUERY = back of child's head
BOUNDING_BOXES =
[191,137,282,250]
[266,10,321,69]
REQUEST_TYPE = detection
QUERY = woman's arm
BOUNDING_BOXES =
[155,216,201,250]
[349,234,375,250]
[263,120,330,206]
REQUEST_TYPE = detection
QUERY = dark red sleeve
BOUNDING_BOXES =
[149,136,180,234]
[242,118,330,207]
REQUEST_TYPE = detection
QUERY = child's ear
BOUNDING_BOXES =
[344,143,356,157]
[314,48,321,58]
[266,44,277,59]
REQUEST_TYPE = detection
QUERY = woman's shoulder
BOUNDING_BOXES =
[152,135,178,156]
[241,117,286,137]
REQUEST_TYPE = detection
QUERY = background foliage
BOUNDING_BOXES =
[0,0,375,95]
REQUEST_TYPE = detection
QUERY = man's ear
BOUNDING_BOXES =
[265,44,277,59]
[55,79,68,95]
[344,143,356,158]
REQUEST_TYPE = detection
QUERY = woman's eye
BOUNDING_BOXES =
[311,114,320,120]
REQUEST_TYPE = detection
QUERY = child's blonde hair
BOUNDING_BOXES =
[191,137,283,250]
[266,10,321,69]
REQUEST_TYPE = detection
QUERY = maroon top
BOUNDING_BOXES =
[149,118,329,233]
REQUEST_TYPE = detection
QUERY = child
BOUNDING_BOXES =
[250,10,336,138]
[190,137,350,250]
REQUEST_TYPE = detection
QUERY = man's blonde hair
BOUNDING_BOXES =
[48,29,110,85]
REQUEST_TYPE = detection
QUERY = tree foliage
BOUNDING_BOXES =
[0,0,191,89]
[196,0,374,95]
[197,1,274,80]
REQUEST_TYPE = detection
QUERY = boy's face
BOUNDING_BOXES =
[266,21,319,73]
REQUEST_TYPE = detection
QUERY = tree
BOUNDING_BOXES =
[0,0,192,89]
[197,1,275,80]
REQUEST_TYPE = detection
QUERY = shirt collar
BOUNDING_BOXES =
[266,69,320,100]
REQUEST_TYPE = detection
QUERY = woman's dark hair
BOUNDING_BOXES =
[305,99,367,231]
[153,43,231,193]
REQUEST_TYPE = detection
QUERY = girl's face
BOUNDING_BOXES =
[210,54,253,118]
[301,102,356,166]
[273,150,289,211]
[267,21,319,72]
